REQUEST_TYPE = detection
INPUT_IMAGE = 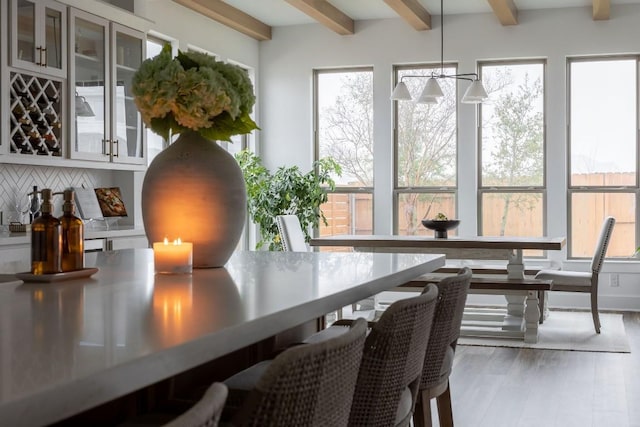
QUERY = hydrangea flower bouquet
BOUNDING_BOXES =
[132,44,258,142]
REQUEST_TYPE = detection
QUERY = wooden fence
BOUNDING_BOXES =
[319,173,636,257]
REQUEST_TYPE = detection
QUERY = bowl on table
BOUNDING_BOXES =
[421,219,460,238]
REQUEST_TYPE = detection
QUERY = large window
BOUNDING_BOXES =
[568,57,637,258]
[394,64,458,236]
[478,60,546,255]
[315,68,374,242]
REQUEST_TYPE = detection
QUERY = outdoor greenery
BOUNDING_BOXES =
[482,72,544,235]
[235,150,341,250]
[318,67,543,236]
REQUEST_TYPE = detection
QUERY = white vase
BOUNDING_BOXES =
[141,131,247,268]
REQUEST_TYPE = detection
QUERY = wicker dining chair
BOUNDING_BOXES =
[413,267,472,427]
[225,317,368,426]
[163,382,228,427]
[303,283,440,427]
[118,382,228,427]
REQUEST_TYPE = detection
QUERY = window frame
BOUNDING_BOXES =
[313,67,375,237]
[476,58,548,241]
[392,63,459,234]
[566,55,640,258]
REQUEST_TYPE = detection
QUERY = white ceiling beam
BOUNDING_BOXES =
[172,0,272,41]
[486,0,518,26]
[383,0,431,31]
[593,0,610,20]
[285,0,354,35]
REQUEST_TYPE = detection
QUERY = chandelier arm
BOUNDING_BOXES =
[438,75,475,82]
[400,74,476,83]
[452,73,479,79]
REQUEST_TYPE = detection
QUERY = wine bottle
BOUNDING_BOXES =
[58,190,84,272]
[31,189,62,275]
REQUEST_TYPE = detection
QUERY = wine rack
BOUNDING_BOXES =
[9,72,63,157]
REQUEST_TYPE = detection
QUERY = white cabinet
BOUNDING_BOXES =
[10,0,67,79]
[0,245,30,273]
[84,235,148,251]
[69,9,145,165]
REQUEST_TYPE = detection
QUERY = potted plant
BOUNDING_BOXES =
[236,150,341,250]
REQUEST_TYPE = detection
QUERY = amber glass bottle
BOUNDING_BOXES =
[59,189,84,272]
[31,189,62,275]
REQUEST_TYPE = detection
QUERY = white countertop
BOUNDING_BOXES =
[0,248,444,426]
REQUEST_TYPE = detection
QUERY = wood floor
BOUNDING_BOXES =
[446,312,640,427]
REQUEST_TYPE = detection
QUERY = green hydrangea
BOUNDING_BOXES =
[132,44,258,141]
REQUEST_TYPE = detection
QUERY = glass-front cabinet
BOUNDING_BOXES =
[69,9,145,165]
[10,0,66,78]
[111,23,144,164]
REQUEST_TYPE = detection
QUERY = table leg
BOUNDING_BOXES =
[505,248,526,319]
[507,249,525,279]
[524,290,541,343]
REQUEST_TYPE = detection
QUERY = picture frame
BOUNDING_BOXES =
[94,187,128,217]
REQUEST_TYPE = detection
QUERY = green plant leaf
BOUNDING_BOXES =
[235,150,341,250]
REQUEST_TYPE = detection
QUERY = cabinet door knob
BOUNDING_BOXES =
[113,139,119,157]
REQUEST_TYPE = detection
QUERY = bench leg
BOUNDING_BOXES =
[505,294,525,317]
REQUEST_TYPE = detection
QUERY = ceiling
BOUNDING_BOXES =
[225,0,638,26]
[172,0,640,40]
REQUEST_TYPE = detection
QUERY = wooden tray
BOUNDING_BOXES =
[15,267,99,283]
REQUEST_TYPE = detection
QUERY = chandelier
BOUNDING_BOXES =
[390,0,488,104]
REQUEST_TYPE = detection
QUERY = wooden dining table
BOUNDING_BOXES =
[309,234,566,279]
[0,248,444,427]
[310,234,567,343]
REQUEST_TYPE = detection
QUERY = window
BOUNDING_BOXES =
[394,64,458,236]
[315,68,374,244]
[145,35,174,164]
[478,60,546,255]
[568,57,637,258]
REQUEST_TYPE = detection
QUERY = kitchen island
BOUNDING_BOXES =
[0,248,444,426]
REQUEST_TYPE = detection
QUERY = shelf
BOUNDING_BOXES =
[75,52,101,63]
[115,63,137,73]
[9,71,63,157]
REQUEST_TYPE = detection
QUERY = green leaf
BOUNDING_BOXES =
[235,150,341,250]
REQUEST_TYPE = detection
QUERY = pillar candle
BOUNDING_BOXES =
[153,238,193,274]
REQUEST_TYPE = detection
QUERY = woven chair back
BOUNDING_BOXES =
[164,382,228,427]
[348,284,439,427]
[236,318,367,427]
[420,267,472,389]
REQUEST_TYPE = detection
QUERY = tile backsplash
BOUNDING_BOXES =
[0,164,113,224]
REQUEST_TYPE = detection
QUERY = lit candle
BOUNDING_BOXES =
[153,237,193,274]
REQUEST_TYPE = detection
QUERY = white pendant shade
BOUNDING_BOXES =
[420,77,444,99]
[390,81,411,100]
[416,94,438,104]
[461,80,489,104]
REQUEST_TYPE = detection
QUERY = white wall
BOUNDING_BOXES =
[134,0,260,68]
[258,5,640,311]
